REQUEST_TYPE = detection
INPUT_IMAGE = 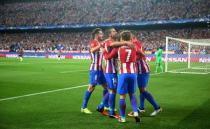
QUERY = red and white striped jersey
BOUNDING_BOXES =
[89,39,103,71]
[103,39,118,73]
[132,38,150,74]
[118,46,136,74]
[136,59,150,74]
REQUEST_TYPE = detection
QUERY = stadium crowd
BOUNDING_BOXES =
[1,28,210,53]
[1,0,210,26]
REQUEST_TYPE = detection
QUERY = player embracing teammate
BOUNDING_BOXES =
[128,35,162,117]
[81,28,109,114]
[104,31,140,123]
[101,28,119,118]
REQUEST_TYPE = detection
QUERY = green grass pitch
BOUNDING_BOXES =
[0,58,210,129]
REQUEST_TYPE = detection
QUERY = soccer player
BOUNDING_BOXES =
[81,28,108,114]
[103,28,118,118]
[18,48,24,62]
[155,46,163,73]
[104,31,140,123]
[57,49,62,60]
[128,36,162,117]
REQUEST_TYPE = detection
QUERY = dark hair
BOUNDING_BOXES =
[130,30,137,37]
[113,33,120,41]
[120,31,132,41]
[104,28,115,38]
[107,28,115,35]
[92,28,102,39]
[159,46,163,49]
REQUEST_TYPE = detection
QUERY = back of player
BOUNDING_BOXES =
[128,36,161,117]
[118,46,136,74]
[117,31,140,123]
[102,28,119,117]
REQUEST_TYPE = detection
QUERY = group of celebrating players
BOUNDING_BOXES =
[81,28,162,123]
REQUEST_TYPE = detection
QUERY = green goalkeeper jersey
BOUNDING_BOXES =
[155,48,163,63]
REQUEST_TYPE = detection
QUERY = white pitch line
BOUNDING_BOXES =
[150,72,165,75]
[0,62,86,65]
[0,72,165,102]
[60,70,88,73]
[0,62,32,65]
[0,84,88,102]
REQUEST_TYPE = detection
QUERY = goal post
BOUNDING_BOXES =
[165,36,210,74]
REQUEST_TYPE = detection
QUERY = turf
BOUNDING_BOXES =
[0,58,210,129]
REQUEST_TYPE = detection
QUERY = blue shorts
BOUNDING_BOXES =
[137,73,150,88]
[104,73,118,90]
[117,74,137,95]
[89,70,106,86]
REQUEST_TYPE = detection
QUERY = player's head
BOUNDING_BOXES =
[113,33,121,42]
[130,30,137,39]
[92,28,104,41]
[107,28,117,39]
[131,33,137,42]
[159,46,163,50]
[120,30,132,41]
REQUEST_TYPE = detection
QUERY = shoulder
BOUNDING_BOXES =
[136,40,143,47]
[104,39,112,46]
[90,40,98,47]
[90,39,97,44]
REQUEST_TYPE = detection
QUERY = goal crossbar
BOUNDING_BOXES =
[165,37,210,74]
[166,36,210,46]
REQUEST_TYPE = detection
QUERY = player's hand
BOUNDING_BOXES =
[100,47,105,53]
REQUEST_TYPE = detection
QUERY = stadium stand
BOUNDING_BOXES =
[1,29,210,53]
[0,0,209,26]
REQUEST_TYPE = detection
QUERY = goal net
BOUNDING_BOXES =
[165,37,210,74]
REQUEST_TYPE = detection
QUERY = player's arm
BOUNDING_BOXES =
[110,41,134,48]
[159,49,163,56]
[136,45,144,55]
[157,49,161,57]
[104,48,118,60]
[90,43,101,53]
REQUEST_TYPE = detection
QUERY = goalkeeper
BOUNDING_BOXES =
[155,46,163,73]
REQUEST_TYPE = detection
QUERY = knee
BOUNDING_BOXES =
[128,93,135,97]
[88,85,95,92]
[109,89,116,94]
[120,94,126,99]
[102,83,108,89]
[140,88,146,93]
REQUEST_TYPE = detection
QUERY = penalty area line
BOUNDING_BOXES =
[0,84,88,102]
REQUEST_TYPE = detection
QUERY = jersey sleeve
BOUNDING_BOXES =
[106,40,111,48]
[135,41,145,56]
[104,40,112,52]
[90,40,98,49]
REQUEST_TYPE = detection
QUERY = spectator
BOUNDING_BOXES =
[0,28,209,52]
[0,0,209,26]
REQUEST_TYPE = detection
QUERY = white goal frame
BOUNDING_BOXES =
[165,36,210,74]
